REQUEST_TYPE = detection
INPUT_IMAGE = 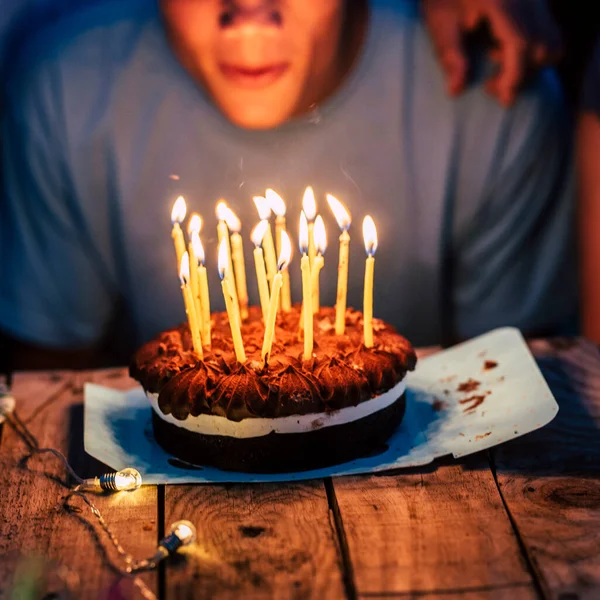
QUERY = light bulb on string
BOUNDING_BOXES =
[81,467,143,493]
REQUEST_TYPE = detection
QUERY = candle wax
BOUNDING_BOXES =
[221,277,246,363]
[363,255,375,347]
[261,272,283,363]
[335,230,350,335]
[301,254,313,360]
[253,247,270,323]
[231,232,249,321]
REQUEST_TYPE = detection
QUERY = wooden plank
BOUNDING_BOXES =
[164,481,346,599]
[494,340,600,600]
[332,455,537,598]
[0,369,159,599]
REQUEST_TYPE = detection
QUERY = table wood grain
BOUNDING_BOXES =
[0,339,598,600]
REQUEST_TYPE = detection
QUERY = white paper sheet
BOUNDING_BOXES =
[84,327,558,483]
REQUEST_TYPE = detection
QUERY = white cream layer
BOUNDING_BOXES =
[148,378,406,440]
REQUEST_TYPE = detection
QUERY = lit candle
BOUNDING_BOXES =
[302,186,317,270]
[218,239,246,363]
[299,212,313,360]
[223,206,249,321]
[267,188,291,312]
[171,196,187,269]
[188,236,202,335]
[191,231,211,348]
[362,216,378,348]
[216,200,240,322]
[187,213,203,237]
[261,231,292,364]
[251,221,271,323]
[179,252,203,358]
[253,196,277,288]
[326,194,352,335]
[311,215,327,314]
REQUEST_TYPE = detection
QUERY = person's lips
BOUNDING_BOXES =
[219,63,289,88]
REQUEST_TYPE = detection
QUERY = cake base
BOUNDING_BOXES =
[151,393,406,473]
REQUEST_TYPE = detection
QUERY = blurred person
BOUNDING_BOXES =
[422,0,563,106]
[578,42,600,343]
[0,0,576,370]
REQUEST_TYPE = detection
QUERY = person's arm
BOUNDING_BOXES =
[0,39,118,371]
[577,44,600,343]
[451,69,577,340]
[578,112,600,342]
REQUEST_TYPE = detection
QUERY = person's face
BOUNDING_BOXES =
[161,0,346,129]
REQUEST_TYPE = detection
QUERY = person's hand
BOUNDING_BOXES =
[422,0,563,106]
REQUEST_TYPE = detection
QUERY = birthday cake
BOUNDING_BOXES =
[130,305,416,473]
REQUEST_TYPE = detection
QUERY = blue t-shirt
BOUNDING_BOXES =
[0,0,577,351]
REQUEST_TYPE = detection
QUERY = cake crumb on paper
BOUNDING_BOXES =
[475,432,492,441]
[457,378,480,393]
[432,398,448,412]
[483,360,498,370]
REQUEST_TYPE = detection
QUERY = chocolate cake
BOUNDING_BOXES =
[130,306,416,473]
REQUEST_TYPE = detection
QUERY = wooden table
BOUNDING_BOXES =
[1,339,599,599]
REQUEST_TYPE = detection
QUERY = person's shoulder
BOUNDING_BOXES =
[6,0,157,92]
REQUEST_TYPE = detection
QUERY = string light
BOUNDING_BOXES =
[81,467,143,493]
[4,407,196,600]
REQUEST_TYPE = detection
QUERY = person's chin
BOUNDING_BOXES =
[211,76,302,130]
[217,97,297,130]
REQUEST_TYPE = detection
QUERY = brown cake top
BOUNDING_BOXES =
[130,305,416,421]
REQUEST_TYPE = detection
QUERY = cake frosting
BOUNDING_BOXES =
[146,377,406,439]
[130,305,416,421]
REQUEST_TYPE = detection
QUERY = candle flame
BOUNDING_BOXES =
[278,230,292,271]
[326,194,351,231]
[314,215,327,255]
[363,215,378,256]
[302,186,317,221]
[191,231,205,265]
[179,251,190,285]
[171,196,187,224]
[215,200,229,222]
[266,189,286,217]
[251,220,269,247]
[217,239,229,280]
[187,213,202,235]
[253,196,272,221]
[223,206,242,233]
[299,211,309,255]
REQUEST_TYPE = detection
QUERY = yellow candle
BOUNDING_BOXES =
[299,212,313,360]
[262,272,283,364]
[218,240,246,363]
[188,234,202,337]
[171,196,187,268]
[253,196,277,288]
[363,216,378,348]
[302,186,317,270]
[179,252,203,358]
[327,194,352,335]
[251,221,271,323]
[224,206,249,321]
[311,255,324,314]
[216,201,240,322]
[311,215,327,313]
[261,231,291,365]
[198,264,211,348]
[192,232,211,348]
[267,189,293,314]
[301,255,313,360]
